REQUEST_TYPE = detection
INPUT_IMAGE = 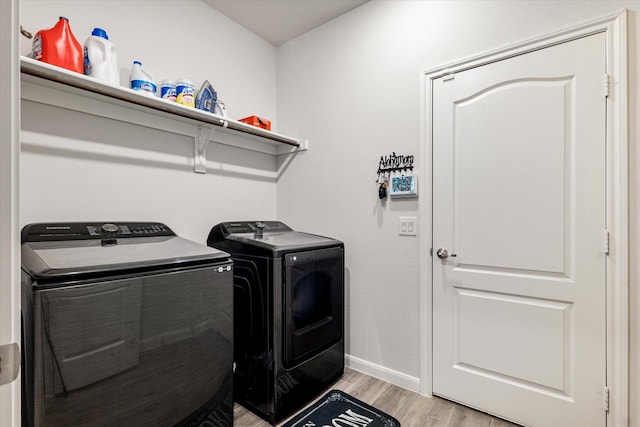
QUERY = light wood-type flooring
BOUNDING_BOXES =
[233,368,521,427]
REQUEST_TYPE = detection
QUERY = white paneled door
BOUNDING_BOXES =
[432,33,606,426]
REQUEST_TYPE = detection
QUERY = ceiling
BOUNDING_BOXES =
[203,0,369,46]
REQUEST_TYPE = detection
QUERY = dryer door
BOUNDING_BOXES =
[283,246,344,368]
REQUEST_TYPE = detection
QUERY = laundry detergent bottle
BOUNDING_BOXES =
[83,28,119,85]
[31,16,83,74]
[130,61,157,95]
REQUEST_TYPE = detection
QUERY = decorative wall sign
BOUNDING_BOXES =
[377,152,414,175]
[389,174,418,198]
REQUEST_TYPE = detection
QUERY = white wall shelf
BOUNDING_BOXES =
[20,56,306,173]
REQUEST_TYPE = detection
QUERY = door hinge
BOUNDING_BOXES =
[604,74,610,97]
[603,386,610,412]
[604,229,610,255]
[0,343,21,386]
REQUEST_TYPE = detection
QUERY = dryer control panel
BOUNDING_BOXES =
[22,222,175,242]
[220,221,292,234]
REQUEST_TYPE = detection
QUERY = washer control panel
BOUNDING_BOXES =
[23,222,175,242]
[86,223,172,237]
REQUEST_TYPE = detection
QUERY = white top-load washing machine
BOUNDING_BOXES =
[21,222,234,427]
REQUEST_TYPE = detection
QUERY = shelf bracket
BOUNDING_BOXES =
[194,125,213,174]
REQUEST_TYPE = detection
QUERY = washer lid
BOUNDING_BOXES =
[21,222,230,280]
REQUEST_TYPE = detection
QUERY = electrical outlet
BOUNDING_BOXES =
[399,216,417,236]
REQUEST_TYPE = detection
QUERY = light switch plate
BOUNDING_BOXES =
[399,216,417,236]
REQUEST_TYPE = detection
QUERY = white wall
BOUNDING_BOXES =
[19,0,279,243]
[16,0,640,424]
[276,0,640,422]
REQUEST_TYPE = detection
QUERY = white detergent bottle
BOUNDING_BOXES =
[83,28,119,84]
[130,61,157,95]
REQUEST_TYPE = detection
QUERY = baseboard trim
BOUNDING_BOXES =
[345,354,420,393]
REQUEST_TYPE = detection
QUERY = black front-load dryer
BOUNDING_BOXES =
[207,221,344,424]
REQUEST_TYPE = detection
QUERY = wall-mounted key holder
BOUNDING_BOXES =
[377,152,414,175]
[376,152,416,200]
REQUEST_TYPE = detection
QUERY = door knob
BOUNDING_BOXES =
[436,248,457,259]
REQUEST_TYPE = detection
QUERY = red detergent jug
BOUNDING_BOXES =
[31,17,83,74]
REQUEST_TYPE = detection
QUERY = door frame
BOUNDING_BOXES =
[419,10,628,426]
[0,0,21,426]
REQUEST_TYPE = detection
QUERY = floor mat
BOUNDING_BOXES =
[282,389,401,427]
